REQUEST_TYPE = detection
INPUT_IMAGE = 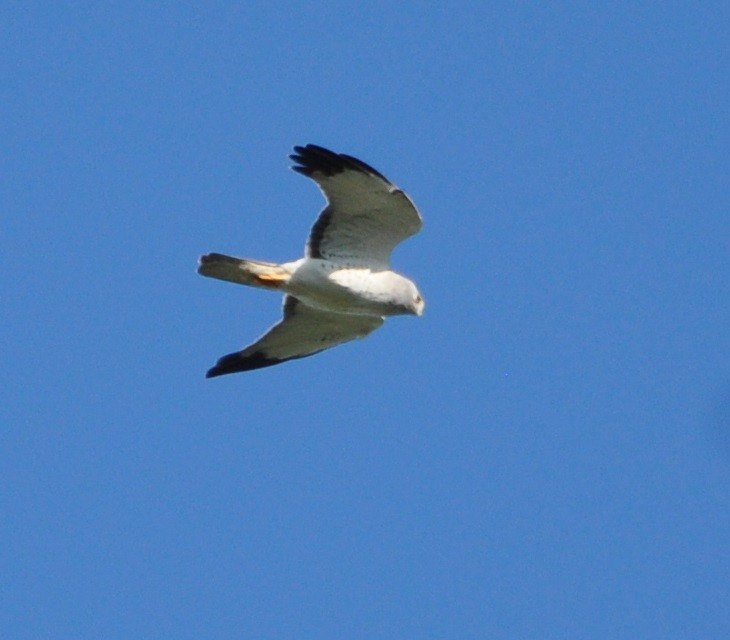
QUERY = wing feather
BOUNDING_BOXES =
[290,144,422,267]
[206,296,384,377]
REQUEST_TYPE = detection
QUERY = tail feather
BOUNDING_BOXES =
[198,253,289,288]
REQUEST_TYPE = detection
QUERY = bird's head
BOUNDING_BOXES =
[375,273,424,316]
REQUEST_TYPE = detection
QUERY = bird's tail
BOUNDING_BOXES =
[198,253,291,289]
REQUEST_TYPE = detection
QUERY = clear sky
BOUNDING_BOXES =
[3,3,729,638]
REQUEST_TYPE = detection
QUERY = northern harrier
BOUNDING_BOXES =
[198,144,424,377]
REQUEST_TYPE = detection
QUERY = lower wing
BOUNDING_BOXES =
[206,296,384,377]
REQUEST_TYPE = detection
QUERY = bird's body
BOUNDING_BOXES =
[288,259,419,316]
[199,144,424,377]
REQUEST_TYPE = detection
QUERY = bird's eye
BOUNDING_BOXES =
[415,295,422,304]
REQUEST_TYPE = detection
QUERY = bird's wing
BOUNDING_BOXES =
[206,296,384,377]
[290,144,422,268]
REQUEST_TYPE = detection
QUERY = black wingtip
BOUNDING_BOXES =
[205,350,282,378]
[289,144,389,182]
[205,365,227,378]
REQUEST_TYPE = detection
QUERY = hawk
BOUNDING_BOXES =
[198,144,424,377]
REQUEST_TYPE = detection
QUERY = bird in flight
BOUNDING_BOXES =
[198,144,424,377]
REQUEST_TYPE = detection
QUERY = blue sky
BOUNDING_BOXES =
[3,2,729,638]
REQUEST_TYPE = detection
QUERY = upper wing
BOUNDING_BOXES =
[206,296,384,377]
[290,144,422,268]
